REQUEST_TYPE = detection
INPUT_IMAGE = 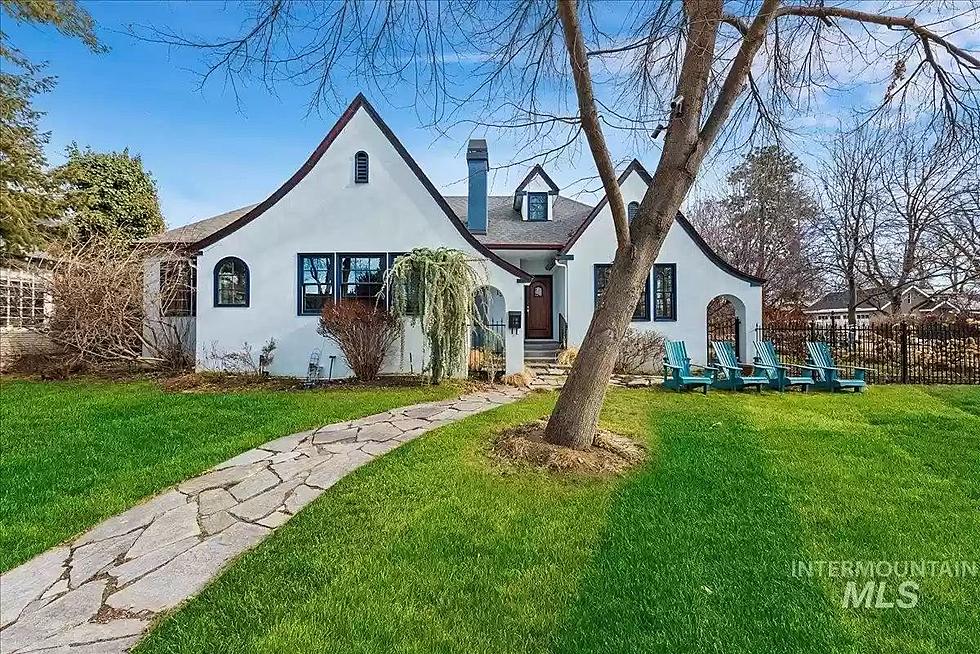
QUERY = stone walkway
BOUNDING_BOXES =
[0,388,525,654]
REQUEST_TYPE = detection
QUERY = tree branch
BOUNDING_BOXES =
[558,0,629,248]
[778,4,980,68]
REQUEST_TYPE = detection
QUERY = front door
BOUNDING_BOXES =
[525,276,553,339]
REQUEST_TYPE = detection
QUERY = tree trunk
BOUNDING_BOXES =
[545,0,779,448]
[847,276,857,325]
[544,169,694,448]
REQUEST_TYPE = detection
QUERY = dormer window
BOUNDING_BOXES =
[527,192,549,221]
[354,151,369,183]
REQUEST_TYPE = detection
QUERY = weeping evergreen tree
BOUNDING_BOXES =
[385,247,486,384]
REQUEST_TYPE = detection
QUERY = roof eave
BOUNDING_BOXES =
[188,94,532,283]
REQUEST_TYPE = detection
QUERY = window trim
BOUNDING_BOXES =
[160,259,196,317]
[354,151,369,184]
[526,191,549,221]
[213,257,250,308]
[653,263,677,322]
[336,252,388,306]
[627,201,639,224]
[297,253,336,316]
[593,264,651,322]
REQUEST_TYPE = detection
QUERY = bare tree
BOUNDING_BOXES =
[142,0,980,448]
[688,144,820,309]
[816,120,884,325]
[860,127,980,313]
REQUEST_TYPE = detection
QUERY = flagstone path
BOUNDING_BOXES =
[0,388,525,654]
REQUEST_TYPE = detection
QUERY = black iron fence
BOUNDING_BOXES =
[469,322,506,374]
[755,321,980,384]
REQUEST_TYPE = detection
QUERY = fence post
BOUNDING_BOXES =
[900,321,909,384]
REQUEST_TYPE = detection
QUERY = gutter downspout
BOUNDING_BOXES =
[553,254,574,349]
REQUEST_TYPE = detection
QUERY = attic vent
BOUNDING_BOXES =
[354,151,369,183]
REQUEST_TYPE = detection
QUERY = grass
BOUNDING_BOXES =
[0,378,458,572]
[134,385,980,654]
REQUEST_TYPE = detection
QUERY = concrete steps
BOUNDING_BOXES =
[524,340,566,389]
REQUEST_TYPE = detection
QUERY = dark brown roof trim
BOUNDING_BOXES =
[512,164,560,210]
[514,164,561,195]
[190,93,532,283]
[553,159,765,286]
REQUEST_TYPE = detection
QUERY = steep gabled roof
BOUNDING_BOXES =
[189,94,531,282]
[556,159,765,287]
[512,164,560,211]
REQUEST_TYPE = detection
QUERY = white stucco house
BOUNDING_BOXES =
[143,94,763,379]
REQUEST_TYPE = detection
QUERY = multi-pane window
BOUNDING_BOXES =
[388,253,420,315]
[594,264,650,321]
[338,254,386,305]
[298,254,334,315]
[628,201,639,223]
[160,260,195,317]
[214,257,249,307]
[654,263,676,321]
[0,272,46,328]
[354,151,369,183]
[527,192,548,221]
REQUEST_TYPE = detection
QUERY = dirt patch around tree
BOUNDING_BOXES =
[491,419,646,475]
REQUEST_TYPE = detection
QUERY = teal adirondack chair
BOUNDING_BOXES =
[753,341,816,392]
[806,341,867,392]
[662,340,714,393]
[710,341,768,392]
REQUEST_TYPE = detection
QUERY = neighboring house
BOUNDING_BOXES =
[142,94,763,379]
[804,286,977,326]
[0,254,55,369]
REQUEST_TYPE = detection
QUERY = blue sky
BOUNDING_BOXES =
[9,1,974,230]
[12,1,590,229]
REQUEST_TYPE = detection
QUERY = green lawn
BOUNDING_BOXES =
[0,378,458,571]
[136,386,980,654]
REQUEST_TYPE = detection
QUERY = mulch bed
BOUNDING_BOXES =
[491,419,646,475]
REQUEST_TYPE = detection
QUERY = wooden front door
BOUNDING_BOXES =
[525,277,553,339]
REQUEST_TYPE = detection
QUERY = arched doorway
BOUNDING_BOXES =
[470,286,506,377]
[706,294,748,363]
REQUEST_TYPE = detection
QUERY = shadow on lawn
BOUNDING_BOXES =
[551,398,852,654]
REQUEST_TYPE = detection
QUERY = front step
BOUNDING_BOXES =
[525,361,570,390]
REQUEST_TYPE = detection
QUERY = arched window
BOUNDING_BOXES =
[628,201,640,223]
[354,151,369,183]
[214,257,249,307]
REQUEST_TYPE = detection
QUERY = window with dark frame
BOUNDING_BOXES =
[388,253,420,315]
[298,254,335,315]
[214,257,249,307]
[354,151,369,183]
[527,192,548,221]
[654,263,677,321]
[628,201,639,223]
[160,259,196,317]
[337,254,386,305]
[594,264,650,321]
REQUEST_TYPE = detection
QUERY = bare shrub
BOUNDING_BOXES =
[317,301,400,381]
[43,238,193,370]
[556,347,578,367]
[204,338,277,375]
[615,329,665,375]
